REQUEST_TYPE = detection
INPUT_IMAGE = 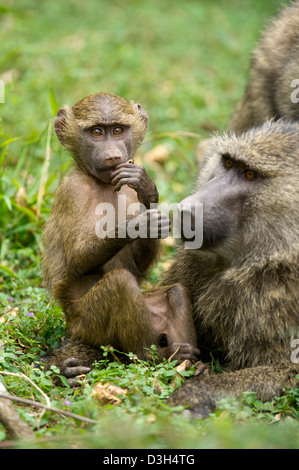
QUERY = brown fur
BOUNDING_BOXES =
[230,1,299,133]
[162,120,299,417]
[197,1,299,167]
[40,93,199,378]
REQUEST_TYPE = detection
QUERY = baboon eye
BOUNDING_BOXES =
[225,159,233,168]
[244,169,256,179]
[113,127,124,135]
[91,127,103,136]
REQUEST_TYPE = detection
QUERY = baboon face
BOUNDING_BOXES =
[54,93,148,183]
[74,121,133,183]
[178,120,299,257]
[179,153,262,251]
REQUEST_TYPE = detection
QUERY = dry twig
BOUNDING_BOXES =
[0,371,50,429]
[0,382,34,439]
[0,393,97,425]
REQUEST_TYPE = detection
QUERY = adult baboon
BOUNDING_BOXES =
[162,119,299,418]
[230,1,299,133]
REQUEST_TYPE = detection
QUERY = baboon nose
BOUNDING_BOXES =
[105,154,122,167]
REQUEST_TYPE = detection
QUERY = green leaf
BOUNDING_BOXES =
[58,375,71,388]
[142,385,154,395]
[165,370,176,377]
[0,194,12,210]
[0,264,18,278]
[48,81,59,116]
[11,201,37,221]
[177,369,194,377]
[0,136,21,149]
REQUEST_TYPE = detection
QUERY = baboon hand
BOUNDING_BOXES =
[194,361,214,376]
[59,357,91,387]
[166,342,201,363]
[110,162,158,206]
[128,209,171,239]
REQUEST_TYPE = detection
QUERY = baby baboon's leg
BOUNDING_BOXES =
[67,268,157,359]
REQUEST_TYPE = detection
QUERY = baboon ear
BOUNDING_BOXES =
[133,102,148,125]
[54,107,70,146]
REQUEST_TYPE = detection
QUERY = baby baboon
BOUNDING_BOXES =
[230,1,299,133]
[161,119,299,418]
[40,92,199,381]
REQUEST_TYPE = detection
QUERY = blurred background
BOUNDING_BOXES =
[2,0,297,449]
[0,0,283,199]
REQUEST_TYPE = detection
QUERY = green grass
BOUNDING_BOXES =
[1,0,298,449]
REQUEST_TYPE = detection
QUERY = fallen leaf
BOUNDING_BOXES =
[175,359,192,372]
[169,359,193,389]
[92,382,128,406]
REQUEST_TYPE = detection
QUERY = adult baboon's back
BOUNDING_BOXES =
[230,1,299,133]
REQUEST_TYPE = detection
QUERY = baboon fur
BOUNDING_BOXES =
[162,120,299,418]
[197,1,299,167]
[230,0,299,133]
[40,92,199,377]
